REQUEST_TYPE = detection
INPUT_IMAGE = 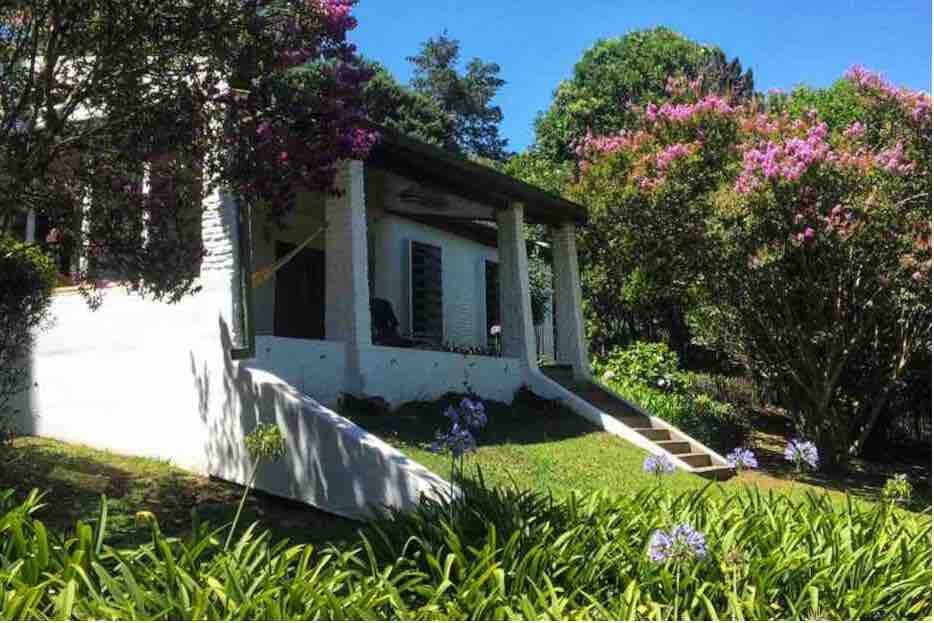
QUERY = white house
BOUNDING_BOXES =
[15,126,733,519]
[14,126,597,519]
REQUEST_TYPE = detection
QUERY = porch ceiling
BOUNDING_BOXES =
[364,123,588,226]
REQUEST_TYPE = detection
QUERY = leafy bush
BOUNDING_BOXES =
[0,236,56,441]
[610,377,748,452]
[2,479,929,620]
[594,340,683,392]
[594,342,749,450]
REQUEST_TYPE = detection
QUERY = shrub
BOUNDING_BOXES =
[1,480,930,620]
[594,340,683,392]
[0,236,56,441]
[594,342,750,451]
[609,377,748,452]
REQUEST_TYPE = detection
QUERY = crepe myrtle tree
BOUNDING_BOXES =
[720,67,931,469]
[571,76,742,354]
[573,68,931,470]
[0,0,375,304]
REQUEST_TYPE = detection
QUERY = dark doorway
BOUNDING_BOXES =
[273,242,326,339]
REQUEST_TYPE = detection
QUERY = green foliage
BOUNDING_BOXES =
[1,480,929,620]
[881,474,914,506]
[594,342,749,451]
[533,27,753,164]
[0,236,56,439]
[243,423,286,462]
[610,377,747,453]
[594,341,683,392]
[362,60,457,149]
[527,247,552,326]
[407,31,508,161]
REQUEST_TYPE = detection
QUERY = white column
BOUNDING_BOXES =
[325,160,372,348]
[552,222,589,380]
[76,189,91,277]
[25,210,36,243]
[496,201,537,370]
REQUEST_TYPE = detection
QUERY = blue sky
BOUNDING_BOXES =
[350,1,932,151]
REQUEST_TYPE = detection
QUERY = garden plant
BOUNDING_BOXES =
[0,477,929,620]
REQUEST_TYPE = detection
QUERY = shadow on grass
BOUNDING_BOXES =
[746,410,932,511]
[0,437,361,548]
[342,389,599,450]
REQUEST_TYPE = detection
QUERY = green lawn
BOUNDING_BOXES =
[1,392,921,550]
[342,390,895,506]
[0,437,361,548]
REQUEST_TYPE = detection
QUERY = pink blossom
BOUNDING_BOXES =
[874,141,914,174]
[655,142,696,171]
[846,65,932,127]
[843,121,865,138]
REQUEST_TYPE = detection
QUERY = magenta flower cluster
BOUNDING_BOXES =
[645,94,734,124]
[735,122,831,193]
[655,142,697,172]
[846,65,931,125]
[316,0,358,36]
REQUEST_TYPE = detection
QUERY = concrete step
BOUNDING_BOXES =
[657,440,692,454]
[633,427,670,442]
[619,415,652,428]
[676,453,713,468]
[692,465,736,481]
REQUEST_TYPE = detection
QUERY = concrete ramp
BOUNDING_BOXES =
[205,364,452,521]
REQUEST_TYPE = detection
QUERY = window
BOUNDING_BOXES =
[409,240,443,340]
[485,260,499,344]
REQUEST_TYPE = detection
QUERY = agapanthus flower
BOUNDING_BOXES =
[643,453,676,477]
[784,438,819,470]
[459,397,488,430]
[431,422,476,459]
[648,523,707,563]
[726,447,758,470]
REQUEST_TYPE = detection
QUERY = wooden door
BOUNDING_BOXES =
[273,242,326,339]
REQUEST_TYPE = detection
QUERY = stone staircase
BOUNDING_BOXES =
[541,365,734,480]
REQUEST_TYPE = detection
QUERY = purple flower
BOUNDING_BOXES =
[784,438,819,470]
[431,422,476,459]
[726,447,758,471]
[648,523,707,563]
[643,453,676,477]
[459,398,487,430]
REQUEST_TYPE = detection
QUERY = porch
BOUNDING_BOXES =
[239,126,590,407]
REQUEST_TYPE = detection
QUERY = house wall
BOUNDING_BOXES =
[369,212,499,348]
[15,184,452,519]
[358,346,522,407]
[14,187,242,472]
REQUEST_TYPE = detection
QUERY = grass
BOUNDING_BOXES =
[0,437,360,548]
[3,475,930,619]
[342,390,918,508]
[1,390,925,552]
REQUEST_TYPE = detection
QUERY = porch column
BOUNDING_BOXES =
[496,201,537,370]
[25,210,36,243]
[552,222,589,380]
[325,160,372,348]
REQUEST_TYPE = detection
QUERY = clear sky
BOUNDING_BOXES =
[350,1,932,151]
